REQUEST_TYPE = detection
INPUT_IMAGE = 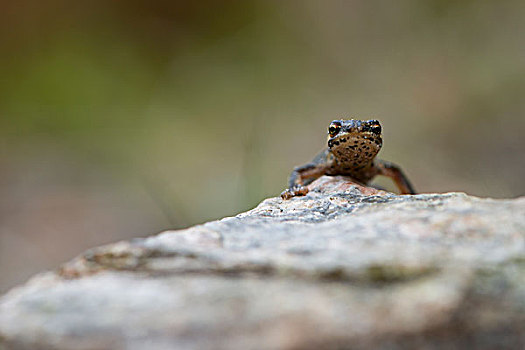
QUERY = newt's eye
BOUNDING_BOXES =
[328,122,341,137]
[370,123,381,135]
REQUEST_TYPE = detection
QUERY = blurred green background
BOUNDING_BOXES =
[1,0,524,292]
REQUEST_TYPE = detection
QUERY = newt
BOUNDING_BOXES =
[281,119,416,199]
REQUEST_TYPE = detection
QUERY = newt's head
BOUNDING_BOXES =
[327,119,383,166]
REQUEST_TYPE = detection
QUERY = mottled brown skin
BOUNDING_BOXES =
[281,119,416,199]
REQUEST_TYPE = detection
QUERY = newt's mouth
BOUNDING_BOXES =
[328,132,381,148]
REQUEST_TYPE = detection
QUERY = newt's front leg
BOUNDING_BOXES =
[280,163,329,199]
[375,159,416,195]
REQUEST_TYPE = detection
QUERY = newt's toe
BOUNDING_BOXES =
[280,186,309,200]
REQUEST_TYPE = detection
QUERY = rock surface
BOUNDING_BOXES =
[1,176,524,350]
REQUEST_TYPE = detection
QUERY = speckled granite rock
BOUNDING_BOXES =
[1,176,524,350]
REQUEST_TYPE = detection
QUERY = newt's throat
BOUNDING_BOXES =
[328,133,382,166]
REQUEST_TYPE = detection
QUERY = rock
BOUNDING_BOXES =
[1,176,524,350]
